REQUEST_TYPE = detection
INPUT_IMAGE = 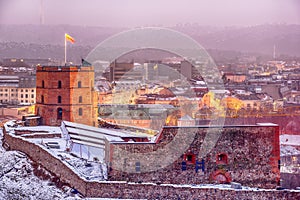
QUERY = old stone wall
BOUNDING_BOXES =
[109,126,280,189]
[2,132,87,194]
[2,130,300,199]
[281,173,300,189]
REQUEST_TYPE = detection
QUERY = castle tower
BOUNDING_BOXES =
[35,65,98,126]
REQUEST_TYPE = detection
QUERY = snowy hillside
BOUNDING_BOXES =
[0,129,81,200]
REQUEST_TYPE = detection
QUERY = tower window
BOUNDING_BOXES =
[79,108,83,116]
[58,81,62,88]
[79,96,82,103]
[41,95,44,103]
[42,80,45,88]
[78,81,82,88]
[57,108,63,120]
[58,96,62,103]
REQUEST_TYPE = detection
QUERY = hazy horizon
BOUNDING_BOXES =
[0,0,299,28]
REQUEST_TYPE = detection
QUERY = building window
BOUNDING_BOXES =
[42,80,45,88]
[79,108,83,116]
[135,162,141,172]
[216,153,228,165]
[57,108,63,120]
[79,96,82,103]
[41,95,44,103]
[21,89,23,92]
[58,81,62,88]
[31,94,34,98]
[58,96,62,103]
[78,81,82,88]
[11,94,14,97]
[31,89,34,92]
[25,89,28,92]
[25,94,28,98]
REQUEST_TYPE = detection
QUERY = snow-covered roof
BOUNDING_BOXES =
[14,126,61,133]
[280,134,300,147]
[178,115,194,121]
[63,121,147,139]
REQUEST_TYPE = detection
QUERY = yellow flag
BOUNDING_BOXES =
[65,33,75,43]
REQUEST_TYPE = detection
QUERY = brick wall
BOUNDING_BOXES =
[2,130,300,199]
[35,66,97,127]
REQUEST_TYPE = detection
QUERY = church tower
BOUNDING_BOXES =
[35,65,98,126]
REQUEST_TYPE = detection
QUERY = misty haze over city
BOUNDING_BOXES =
[0,0,299,27]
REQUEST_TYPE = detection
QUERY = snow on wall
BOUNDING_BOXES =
[2,127,300,199]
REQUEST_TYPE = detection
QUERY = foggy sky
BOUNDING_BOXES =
[0,0,299,27]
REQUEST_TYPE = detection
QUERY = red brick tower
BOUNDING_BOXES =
[35,65,98,126]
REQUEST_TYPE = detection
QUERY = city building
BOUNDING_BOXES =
[0,75,36,105]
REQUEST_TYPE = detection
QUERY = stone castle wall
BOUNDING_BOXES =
[3,126,299,199]
[108,126,280,189]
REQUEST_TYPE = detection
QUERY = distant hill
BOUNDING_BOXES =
[0,24,299,62]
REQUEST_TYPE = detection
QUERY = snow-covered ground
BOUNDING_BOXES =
[0,129,82,200]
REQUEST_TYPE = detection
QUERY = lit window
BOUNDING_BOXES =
[184,152,196,164]
[216,153,228,165]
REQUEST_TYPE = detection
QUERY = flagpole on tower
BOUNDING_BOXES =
[64,33,67,65]
[64,33,75,65]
